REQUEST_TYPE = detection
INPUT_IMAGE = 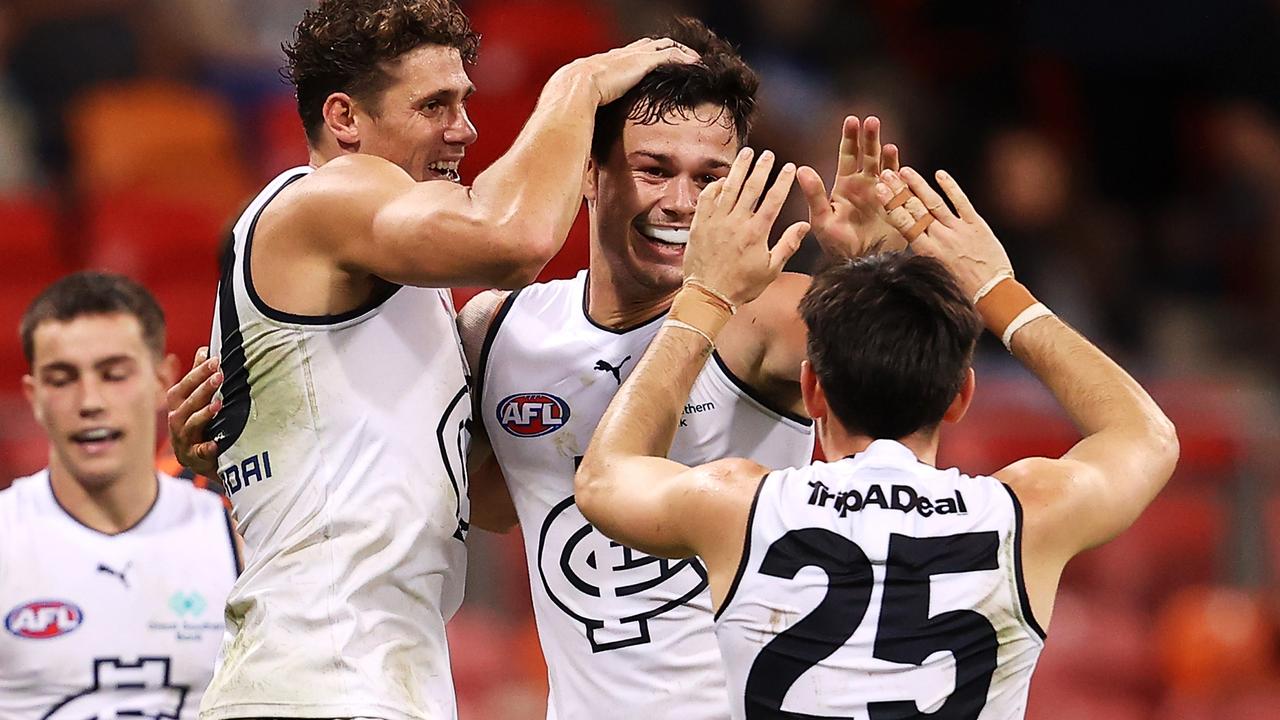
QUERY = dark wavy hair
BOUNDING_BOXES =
[799,253,982,440]
[285,0,481,144]
[591,17,759,160]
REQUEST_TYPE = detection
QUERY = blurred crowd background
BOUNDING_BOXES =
[0,0,1277,718]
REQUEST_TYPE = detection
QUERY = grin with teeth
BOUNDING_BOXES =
[72,428,123,442]
[637,225,691,246]
[427,161,461,181]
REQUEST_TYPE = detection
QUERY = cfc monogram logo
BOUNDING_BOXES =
[537,496,708,652]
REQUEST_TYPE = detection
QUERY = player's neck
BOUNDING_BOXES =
[820,421,940,466]
[584,256,679,330]
[48,458,158,535]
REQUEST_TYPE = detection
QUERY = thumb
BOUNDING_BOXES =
[796,167,832,225]
[769,221,810,276]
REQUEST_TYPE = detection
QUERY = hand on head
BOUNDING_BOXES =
[874,167,1014,301]
[682,147,810,308]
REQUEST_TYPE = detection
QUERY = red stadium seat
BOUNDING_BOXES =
[0,192,70,284]
[149,280,218,369]
[1155,586,1275,697]
[67,80,253,216]
[0,280,52,389]
[82,192,229,289]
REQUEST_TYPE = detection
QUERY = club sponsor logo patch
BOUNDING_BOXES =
[497,393,570,437]
[5,600,83,639]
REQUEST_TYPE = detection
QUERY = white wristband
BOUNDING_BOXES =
[1001,303,1054,350]
[664,319,715,348]
[972,270,1015,306]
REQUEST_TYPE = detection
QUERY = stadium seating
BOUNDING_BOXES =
[66,80,253,216]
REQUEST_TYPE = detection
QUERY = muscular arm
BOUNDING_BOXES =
[877,167,1179,625]
[300,71,602,289]
[458,290,518,533]
[297,41,698,290]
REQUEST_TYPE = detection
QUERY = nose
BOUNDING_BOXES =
[444,105,478,147]
[660,175,699,221]
[78,377,106,418]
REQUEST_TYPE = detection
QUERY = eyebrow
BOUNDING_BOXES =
[414,84,477,107]
[628,151,733,170]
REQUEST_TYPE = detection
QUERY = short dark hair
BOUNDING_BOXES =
[285,0,481,144]
[21,272,166,365]
[799,253,982,439]
[591,17,758,161]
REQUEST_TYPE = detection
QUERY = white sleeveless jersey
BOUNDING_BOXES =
[715,440,1046,720]
[479,271,815,720]
[0,472,237,720]
[201,167,472,720]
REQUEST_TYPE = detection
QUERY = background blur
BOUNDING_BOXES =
[0,0,1277,717]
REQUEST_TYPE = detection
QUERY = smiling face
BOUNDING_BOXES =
[355,43,478,183]
[22,313,169,490]
[587,103,740,294]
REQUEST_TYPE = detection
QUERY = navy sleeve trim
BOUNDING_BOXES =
[1001,483,1047,640]
[710,351,812,427]
[241,172,402,326]
[714,473,770,621]
[473,289,521,409]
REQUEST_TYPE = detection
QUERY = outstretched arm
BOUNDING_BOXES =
[575,148,809,561]
[306,39,701,289]
[875,168,1178,615]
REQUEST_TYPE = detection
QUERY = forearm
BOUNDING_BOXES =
[594,327,710,463]
[467,72,599,274]
[1003,305,1178,491]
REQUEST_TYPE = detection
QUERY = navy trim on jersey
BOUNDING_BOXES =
[47,471,161,537]
[205,236,252,447]
[714,472,769,621]
[475,289,520,408]
[580,271,669,335]
[241,172,403,326]
[710,351,813,427]
[222,507,242,576]
[1001,483,1047,640]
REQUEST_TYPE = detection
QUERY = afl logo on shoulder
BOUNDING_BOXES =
[498,393,570,437]
[5,600,83,639]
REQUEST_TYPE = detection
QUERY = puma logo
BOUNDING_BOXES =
[96,561,132,588]
[593,355,632,386]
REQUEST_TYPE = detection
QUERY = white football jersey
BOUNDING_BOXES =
[0,471,236,720]
[715,440,1046,719]
[479,271,815,720]
[201,167,472,720]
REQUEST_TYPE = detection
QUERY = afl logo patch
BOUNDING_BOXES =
[497,393,570,437]
[5,600,83,639]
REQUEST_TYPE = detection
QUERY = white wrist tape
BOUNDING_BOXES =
[1001,303,1054,350]
[972,270,1015,306]
[664,318,715,348]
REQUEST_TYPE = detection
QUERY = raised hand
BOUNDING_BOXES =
[683,148,810,308]
[165,346,222,477]
[555,37,700,107]
[874,167,1014,300]
[797,115,904,258]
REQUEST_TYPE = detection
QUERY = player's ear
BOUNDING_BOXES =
[322,92,362,147]
[942,368,975,424]
[800,361,827,422]
[21,374,43,426]
[583,155,599,205]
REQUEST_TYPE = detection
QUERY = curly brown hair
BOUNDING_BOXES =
[284,0,481,144]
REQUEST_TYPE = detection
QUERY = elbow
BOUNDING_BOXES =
[573,458,607,522]
[489,222,561,289]
[1155,413,1180,475]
